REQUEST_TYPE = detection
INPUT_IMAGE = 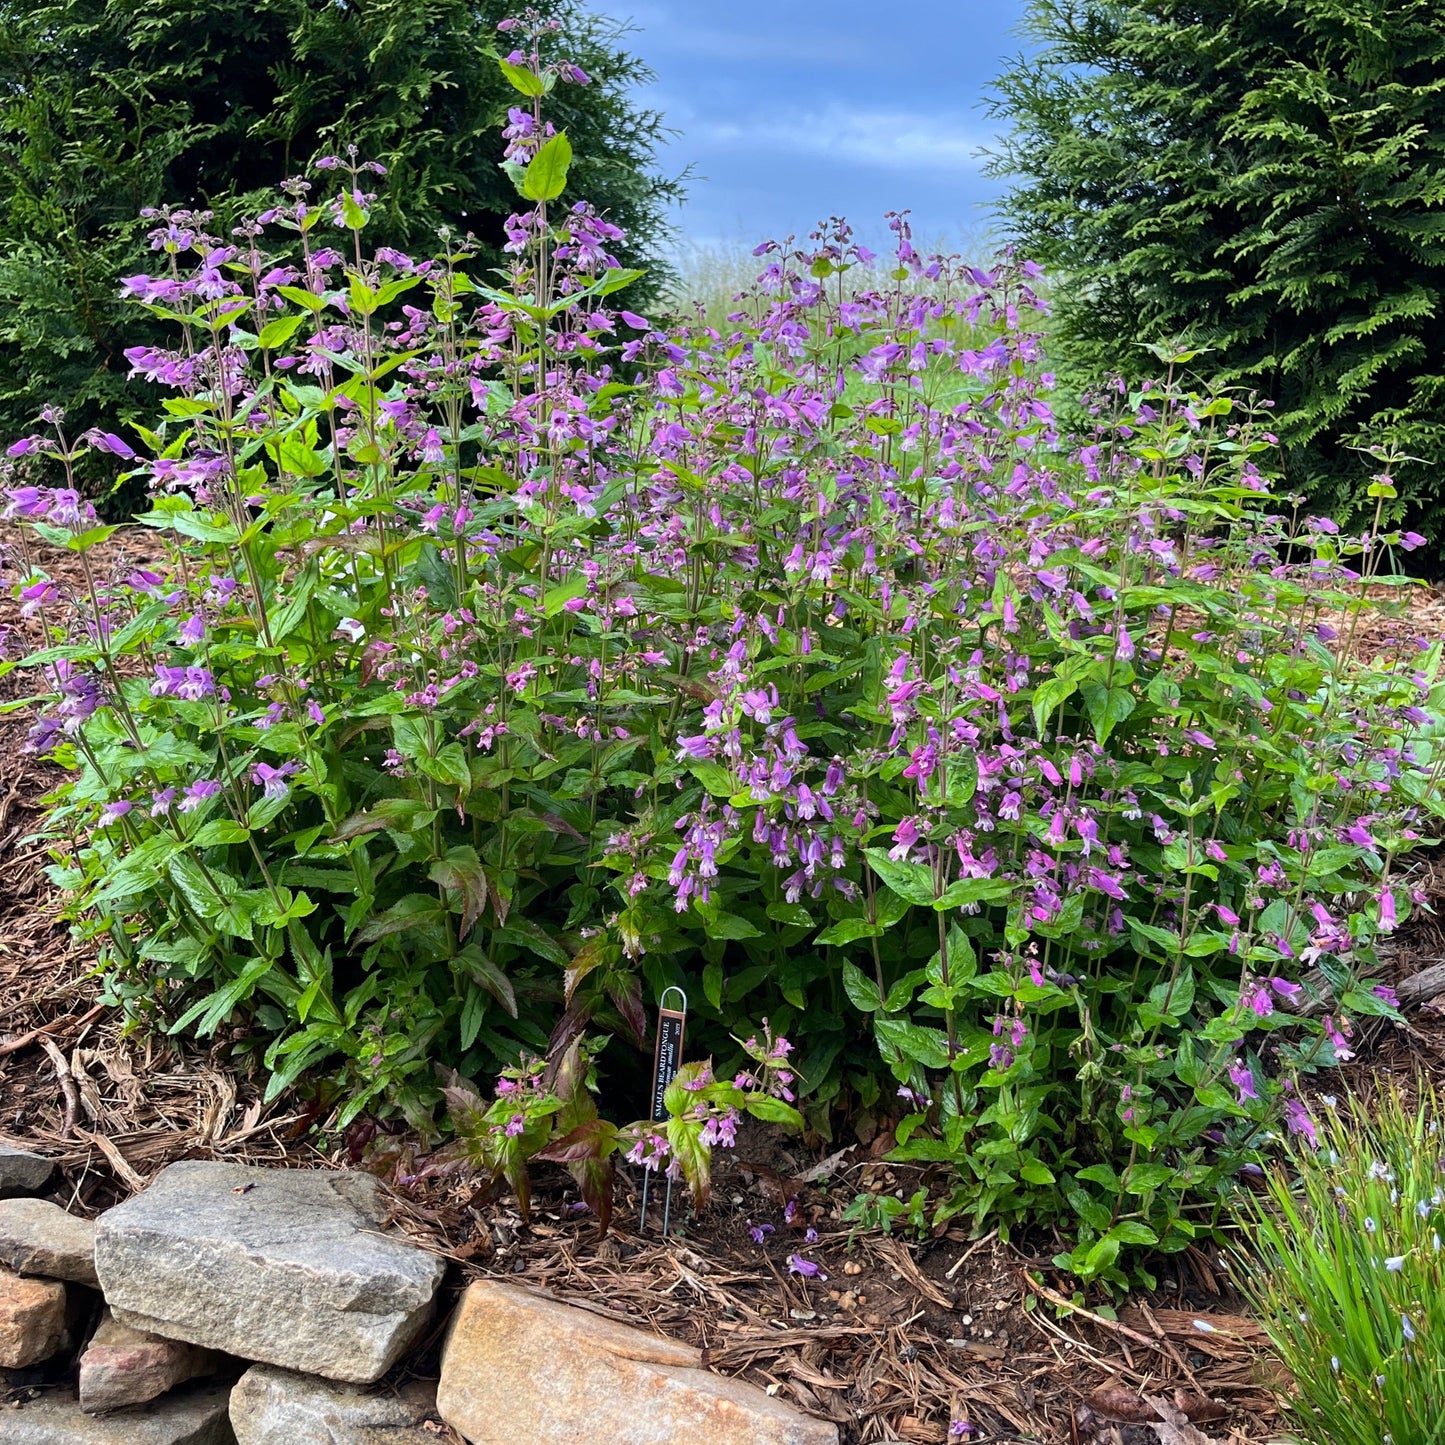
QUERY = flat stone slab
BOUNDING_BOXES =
[0,1266,68,1368]
[0,1380,236,1444]
[94,1162,445,1384]
[229,1365,437,1444]
[437,1280,838,1445]
[80,1308,219,1412]
[0,1197,99,1285]
[0,1147,53,1200]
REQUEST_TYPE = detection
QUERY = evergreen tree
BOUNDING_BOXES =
[989,0,1445,533]
[0,0,677,466]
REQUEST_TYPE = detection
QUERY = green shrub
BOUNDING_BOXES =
[1234,1086,1445,1445]
[0,0,677,496]
[5,31,1441,1277]
[989,0,1445,538]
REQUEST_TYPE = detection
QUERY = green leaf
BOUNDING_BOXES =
[456,946,517,1018]
[863,848,936,907]
[1032,673,1077,733]
[702,911,762,941]
[702,960,724,1011]
[430,846,488,937]
[1080,682,1136,744]
[815,916,884,946]
[522,133,573,202]
[874,1017,952,1068]
[741,1094,805,1130]
[842,961,883,1012]
[355,894,445,943]
[341,192,368,230]
[258,314,306,349]
[169,956,273,1038]
[499,58,546,96]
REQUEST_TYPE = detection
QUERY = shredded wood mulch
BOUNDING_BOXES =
[2,526,1443,1442]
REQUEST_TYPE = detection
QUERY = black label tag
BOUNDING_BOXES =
[650,1007,686,1122]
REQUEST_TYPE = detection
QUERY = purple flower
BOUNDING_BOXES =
[1373,984,1399,1008]
[1378,889,1398,932]
[787,1254,825,1279]
[1323,1014,1354,1061]
[676,734,715,762]
[889,816,920,861]
[3,486,48,518]
[1284,1097,1319,1149]
[252,761,298,800]
[88,430,134,459]
[97,800,134,827]
[19,579,55,616]
[307,699,326,727]
[1228,1060,1257,1105]
[748,1222,775,1245]
[1242,984,1273,1019]
[178,613,205,646]
[150,664,216,700]
[6,436,41,457]
[504,1113,526,1138]
[179,779,223,813]
[150,787,177,817]
[620,310,650,329]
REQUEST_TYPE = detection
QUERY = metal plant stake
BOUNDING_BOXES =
[639,986,686,1236]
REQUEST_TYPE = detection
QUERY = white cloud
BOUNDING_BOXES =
[602,4,875,67]
[691,104,990,174]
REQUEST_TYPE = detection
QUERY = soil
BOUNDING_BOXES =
[2,523,1442,1444]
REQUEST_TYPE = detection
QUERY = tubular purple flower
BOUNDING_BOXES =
[88,430,135,459]
[19,579,56,616]
[98,800,134,827]
[179,779,223,813]
[786,1254,824,1279]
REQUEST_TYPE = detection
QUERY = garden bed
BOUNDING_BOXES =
[4,532,1443,1442]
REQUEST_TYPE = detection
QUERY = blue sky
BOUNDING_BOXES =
[595,0,1033,255]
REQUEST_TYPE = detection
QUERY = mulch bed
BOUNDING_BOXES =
[2,523,1443,1443]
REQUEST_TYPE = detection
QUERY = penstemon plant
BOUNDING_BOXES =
[436,1021,801,1231]
[3,13,1442,1276]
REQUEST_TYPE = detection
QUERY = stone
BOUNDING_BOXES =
[79,1308,219,1413]
[0,1147,53,1200]
[94,1161,445,1384]
[229,1365,437,1444]
[0,1266,68,1368]
[0,1380,236,1444]
[0,1197,100,1285]
[436,1280,839,1445]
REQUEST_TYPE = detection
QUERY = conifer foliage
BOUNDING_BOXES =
[0,0,676,466]
[989,0,1445,534]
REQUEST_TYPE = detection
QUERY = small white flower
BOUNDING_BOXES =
[1402,1315,1417,1342]
[1331,1356,1340,1372]
[1385,1255,1406,1272]
[1365,1216,1378,1233]
[1192,1319,1218,1333]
